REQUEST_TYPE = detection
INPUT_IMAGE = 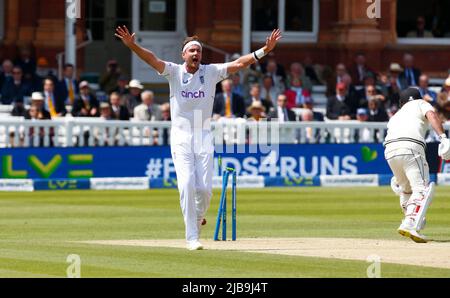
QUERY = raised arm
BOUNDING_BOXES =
[227,29,282,74]
[115,25,165,74]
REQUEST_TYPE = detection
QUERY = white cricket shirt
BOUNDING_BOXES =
[384,99,435,155]
[159,62,228,132]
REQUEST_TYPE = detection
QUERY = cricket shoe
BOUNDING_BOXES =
[397,219,428,243]
[418,217,426,231]
[187,240,204,251]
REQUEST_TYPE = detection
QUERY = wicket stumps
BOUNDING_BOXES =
[214,167,237,241]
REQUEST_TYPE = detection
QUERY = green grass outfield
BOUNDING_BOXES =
[1,186,450,278]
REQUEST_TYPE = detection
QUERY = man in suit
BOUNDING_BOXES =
[350,53,375,86]
[418,74,437,105]
[72,81,99,117]
[268,94,297,122]
[245,83,273,117]
[367,98,389,122]
[109,91,130,120]
[0,59,14,90]
[56,63,79,106]
[134,90,162,121]
[326,82,358,120]
[1,66,32,104]
[399,53,421,88]
[124,79,144,116]
[303,96,324,122]
[213,78,246,119]
[43,77,66,118]
[260,75,280,107]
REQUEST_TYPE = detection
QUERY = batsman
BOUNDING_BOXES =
[384,87,450,243]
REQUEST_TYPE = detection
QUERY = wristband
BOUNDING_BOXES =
[439,133,447,141]
[253,48,266,61]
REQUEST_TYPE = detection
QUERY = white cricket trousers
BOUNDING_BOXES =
[171,128,214,241]
[385,148,429,216]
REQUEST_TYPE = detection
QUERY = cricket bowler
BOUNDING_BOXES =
[115,26,282,250]
[384,87,450,243]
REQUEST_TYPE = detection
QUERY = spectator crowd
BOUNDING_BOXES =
[2,47,450,145]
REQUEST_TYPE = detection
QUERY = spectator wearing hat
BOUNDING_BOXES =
[56,63,79,106]
[354,108,373,143]
[247,101,266,122]
[326,82,357,120]
[93,101,119,146]
[25,92,51,120]
[381,63,405,110]
[99,102,112,120]
[418,74,437,105]
[42,77,66,118]
[399,53,421,88]
[213,78,246,120]
[109,91,130,120]
[24,92,52,147]
[1,66,32,105]
[134,90,162,121]
[72,81,99,117]
[356,108,369,122]
[100,59,122,94]
[124,79,144,115]
[268,94,297,122]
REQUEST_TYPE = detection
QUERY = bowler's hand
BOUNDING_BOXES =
[265,29,282,52]
[115,25,136,48]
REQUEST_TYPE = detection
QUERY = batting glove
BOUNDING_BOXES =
[438,134,450,160]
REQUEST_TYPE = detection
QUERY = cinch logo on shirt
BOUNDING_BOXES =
[181,90,205,99]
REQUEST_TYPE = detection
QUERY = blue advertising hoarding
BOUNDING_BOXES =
[0,144,398,179]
